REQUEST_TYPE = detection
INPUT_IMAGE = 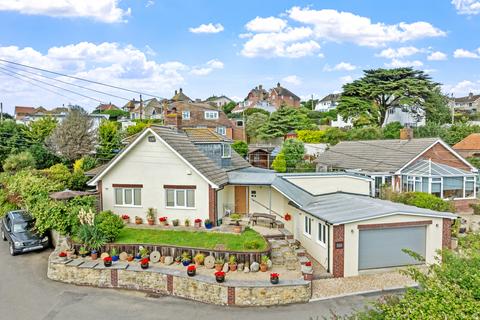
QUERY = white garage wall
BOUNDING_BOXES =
[101,134,211,223]
[343,214,444,277]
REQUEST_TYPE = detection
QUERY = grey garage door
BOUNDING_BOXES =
[358,226,426,270]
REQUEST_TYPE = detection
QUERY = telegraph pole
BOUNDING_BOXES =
[139,94,143,120]
[0,102,3,122]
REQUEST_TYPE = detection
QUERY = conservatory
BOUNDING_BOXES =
[400,160,476,200]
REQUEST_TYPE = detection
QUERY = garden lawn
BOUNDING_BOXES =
[114,227,268,251]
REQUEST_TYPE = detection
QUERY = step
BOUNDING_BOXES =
[295,248,306,257]
[298,256,310,265]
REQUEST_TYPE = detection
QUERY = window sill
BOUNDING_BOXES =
[165,206,197,210]
[303,232,312,239]
[114,205,143,208]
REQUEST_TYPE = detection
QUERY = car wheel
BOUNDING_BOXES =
[9,243,17,256]
[1,230,6,241]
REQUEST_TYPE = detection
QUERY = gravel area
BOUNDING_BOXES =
[311,269,417,300]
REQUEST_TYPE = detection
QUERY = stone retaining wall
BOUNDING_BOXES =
[47,251,311,306]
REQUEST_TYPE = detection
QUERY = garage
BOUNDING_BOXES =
[358,226,426,270]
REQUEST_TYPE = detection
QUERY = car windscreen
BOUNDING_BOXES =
[12,221,34,233]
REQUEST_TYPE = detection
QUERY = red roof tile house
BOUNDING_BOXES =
[453,133,480,159]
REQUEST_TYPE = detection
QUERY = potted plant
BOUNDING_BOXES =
[194,253,205,266]
[135,216,143,224]
[181,251,192,266]
[230,213,242,233]
[139,246,149,259]
[127,252,134,262]
[215,271,225,283]
[187,265,196,277]
[172,219,179,227]
[78,246,89,258]
[194,218,202,228]
[140,257,149,269]
[159,216,168,226]
[65,247,75,259]
[121,214,130,224]
[58,251,67,260]
[184,218,190,227]
[110,248,119,262]
[214,257,224,272]
[204,219,213,229]
[147,208,155,225]
[270,273,279,285]
[228,255,237,272]
[260,255,269,272]
[90,249,98,260]
[103,256,112,267]
[174,256,181,264]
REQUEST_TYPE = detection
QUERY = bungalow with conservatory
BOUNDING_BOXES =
[315,131,478,213]
[87,125,456,278]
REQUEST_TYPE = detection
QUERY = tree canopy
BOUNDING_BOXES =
[338,68,439,127]
[259,107,315,139]
[97,120,121,160]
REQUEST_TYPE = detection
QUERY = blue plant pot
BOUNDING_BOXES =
[112,255,119,262]
[205,223,213,229]
[182,260,191,266]
[135,254,142,260]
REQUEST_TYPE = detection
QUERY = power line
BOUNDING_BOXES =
[0,62,131,102]
[0,68,79,102]
[0,66,105,103]
[0,58,164,99]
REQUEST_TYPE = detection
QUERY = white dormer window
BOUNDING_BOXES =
[216,126,226,136]
[222,143,231,158]
[182,111,190,120]
[205,111,219,119]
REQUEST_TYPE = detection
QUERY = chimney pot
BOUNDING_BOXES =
[277,82,280,88]
[469,92,474,98]
[180,88,183,93]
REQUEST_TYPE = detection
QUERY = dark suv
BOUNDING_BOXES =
[1,210,49,256]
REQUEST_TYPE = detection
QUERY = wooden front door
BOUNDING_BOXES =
[234,186,247,214]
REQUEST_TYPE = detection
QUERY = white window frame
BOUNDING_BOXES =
[304,216,312,237]
[204,111,219,120]
[165,188,196,209]
[182,111,190,120]
[317,221,326,247]
[222,143,231,158]
[216,126,226,136]
[114,188,142,207]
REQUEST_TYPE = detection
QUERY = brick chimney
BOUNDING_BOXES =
[469,92,474,99]
[179,88,183,93]
[400,127,413,140]
[164,108,182,129]
[174,90,177,95]
[277,82,281,88]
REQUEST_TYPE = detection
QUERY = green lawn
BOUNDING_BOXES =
[114,227,268,251]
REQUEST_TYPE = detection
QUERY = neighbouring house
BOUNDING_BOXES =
[171,88,193,103]
[232,83,300,114]
[14,106,36,121]
[315,94,341,112]
[453,133,480,159]
[16,106,108,129]
[87,126,456,278]
[304,143,328,159]
[449,92,480,114]
[315,129,478,212]
[163,100,244,140]
[124,98,163,120]
[95,103,119,112]
[331,106,426,128]
[205,95,234,108]
[247,144,281,169]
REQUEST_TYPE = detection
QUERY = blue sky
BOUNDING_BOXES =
[0,0,480,114]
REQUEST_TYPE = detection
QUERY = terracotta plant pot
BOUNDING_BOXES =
[91,252,98,260]
[233,225,242,233]
[148,219,155,225]
[260,264,268,272]
[229,263,237,272]
[135,218,142,225]
[66,250,75,259]
[127,255,134,262]
[215,264,223,272]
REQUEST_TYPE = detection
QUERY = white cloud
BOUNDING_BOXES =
[0,42,209,112]
[0,0,130,23]
[238,33,253,39]
[288,7,445,47]
[339,75,354,84]
[190,58,224,76]
[444,80,480,96]
[376,46,421,59]
[241,27,321,58]
[146,0,154,8]
[453,48,480,59]
[452,0,480,15]
[324,62,357,72]
[245,16,287,32]
[282,75,302,85]
[385,59,423,67]
[427,51,447,61]
[189,23,224,34]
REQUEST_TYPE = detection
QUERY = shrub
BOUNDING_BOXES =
[232,140,248,157]
[77,224,107,251]
[46,163,72,186]
[296,130,325,143]
[271,152,286,172]
[244,240,261,250]
[392,192,455,212]
[95,210,124,242]
[3,151,36,172]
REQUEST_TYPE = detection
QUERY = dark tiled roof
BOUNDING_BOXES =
[319,93,341,103]
[85,164,108,176]
[171,89,192,102]
[453,94,480,103]
[271,84,300,101]
[315,138,439,172]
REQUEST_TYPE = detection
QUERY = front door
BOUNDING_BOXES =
[234,186,247,214]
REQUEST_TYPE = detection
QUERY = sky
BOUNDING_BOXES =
[0,0,480,114]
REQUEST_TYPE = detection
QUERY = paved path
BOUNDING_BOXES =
[0,242,394,320]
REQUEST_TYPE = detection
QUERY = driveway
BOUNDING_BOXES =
[0,242,393,320]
